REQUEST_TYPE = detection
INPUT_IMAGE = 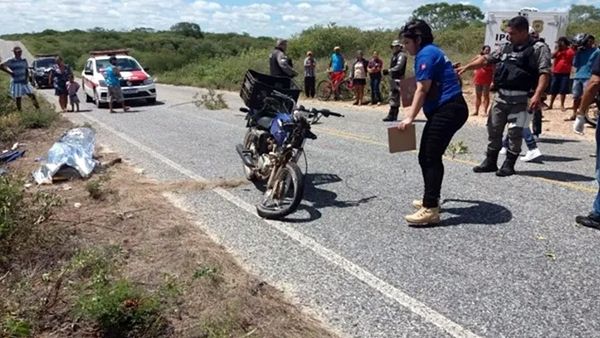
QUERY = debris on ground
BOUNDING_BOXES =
[32,127,98,184]
[0,149,26,164]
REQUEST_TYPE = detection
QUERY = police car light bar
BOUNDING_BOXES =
[89,49,130,56]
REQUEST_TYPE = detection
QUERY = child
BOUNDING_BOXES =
[67,75,80,112]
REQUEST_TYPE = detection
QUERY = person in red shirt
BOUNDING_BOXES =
[548,37,575,114]
[471,45,494,116]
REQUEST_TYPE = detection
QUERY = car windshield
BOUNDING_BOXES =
[35,58,55,68]
[96,58,141,72]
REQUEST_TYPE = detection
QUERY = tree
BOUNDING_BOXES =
[170,22,204,39]
[569,5,600,23]
[411,2,484,31]
[131,27,156,33]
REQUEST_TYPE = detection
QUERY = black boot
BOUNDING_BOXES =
[382,107,399,122]
[496,152,518,177]
[473,151,499,173]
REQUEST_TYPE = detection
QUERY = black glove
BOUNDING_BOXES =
[382,69,389,76]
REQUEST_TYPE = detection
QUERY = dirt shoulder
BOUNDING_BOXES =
[1,117,336,336]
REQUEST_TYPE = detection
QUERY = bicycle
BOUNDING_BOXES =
[316,71,354,101]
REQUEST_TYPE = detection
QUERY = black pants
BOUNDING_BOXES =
[532,108,542,137]
[419,95,469,208]
[304,77,315,98]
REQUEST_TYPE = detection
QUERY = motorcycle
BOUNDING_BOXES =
[236,90,343,219]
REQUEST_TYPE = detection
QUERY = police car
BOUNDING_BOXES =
[81,49,156,107]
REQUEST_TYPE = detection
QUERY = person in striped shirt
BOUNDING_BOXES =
[0,46,39,111]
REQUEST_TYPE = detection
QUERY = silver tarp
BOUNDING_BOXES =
[33,127,97,184]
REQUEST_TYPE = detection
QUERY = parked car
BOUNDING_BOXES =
[81,49,156,107]
[29,54,57,88]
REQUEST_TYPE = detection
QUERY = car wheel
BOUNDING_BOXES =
[93,90,104,108]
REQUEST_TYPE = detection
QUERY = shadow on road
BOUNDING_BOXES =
[410,198,512,228]
[528,155,582,163]
[537,138,580,145]
[518,170,594,182]
[284,173,378,223]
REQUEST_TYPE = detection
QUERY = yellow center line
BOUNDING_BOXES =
[313,126,597,194]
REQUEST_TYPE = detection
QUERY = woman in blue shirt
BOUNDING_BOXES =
[397,19,468,225]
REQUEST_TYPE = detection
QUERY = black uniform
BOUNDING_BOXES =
[383,50,407,121]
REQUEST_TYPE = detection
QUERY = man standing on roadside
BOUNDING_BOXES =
[572,34,600,134]
[382,40,407,121]
[574,55,600,229]
[104,55,130,114]
[304,51,316,98]
[269,39,297,79]
[0,46,39,111]
[458,16,551,177]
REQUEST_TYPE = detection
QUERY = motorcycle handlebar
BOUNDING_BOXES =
[296,105,343,117]
[307,107,344,118]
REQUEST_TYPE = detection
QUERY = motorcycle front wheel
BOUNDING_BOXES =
[256,162,304,220]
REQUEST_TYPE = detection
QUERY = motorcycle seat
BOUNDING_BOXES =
[256,116,273,130]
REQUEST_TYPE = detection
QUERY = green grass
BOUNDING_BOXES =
[1,316,32,338]
[0,77,59,143]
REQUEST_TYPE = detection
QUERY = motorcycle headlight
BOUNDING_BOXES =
[143,78,154,85]
[293,109,306,121]
[98,80,107,87]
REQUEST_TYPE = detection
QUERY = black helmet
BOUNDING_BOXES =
[573,33,590,47]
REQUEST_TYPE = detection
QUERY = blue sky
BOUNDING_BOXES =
[0,0,592,37]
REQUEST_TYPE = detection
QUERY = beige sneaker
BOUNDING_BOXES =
[411,199,441,210]
[405,207,440,225]
[412,199,423,209]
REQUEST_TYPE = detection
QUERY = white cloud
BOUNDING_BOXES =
[0,0,591,37]
[191,1,222,11]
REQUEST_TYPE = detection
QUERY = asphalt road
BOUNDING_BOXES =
[5,40,600,337]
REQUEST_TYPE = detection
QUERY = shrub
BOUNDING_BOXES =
[0,113,23,142]
[0,177,24,241]
[76,279,170,337]
[19,109,59,129]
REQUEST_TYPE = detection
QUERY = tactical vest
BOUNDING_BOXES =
[390,52,406,80]
[493,41,538,92]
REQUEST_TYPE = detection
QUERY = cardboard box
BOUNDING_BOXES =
[388,124,416,153]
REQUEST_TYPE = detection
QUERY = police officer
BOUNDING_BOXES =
[269,39,297,78]
[459,16,551,177]
[382,40,407,121]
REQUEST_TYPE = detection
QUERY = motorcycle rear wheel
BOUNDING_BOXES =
[256,162,304,219]
[242,130,258,181]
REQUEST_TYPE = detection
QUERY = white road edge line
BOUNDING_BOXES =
[80,112,481,338]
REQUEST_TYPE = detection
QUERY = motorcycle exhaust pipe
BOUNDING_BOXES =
[236,144,256,168]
